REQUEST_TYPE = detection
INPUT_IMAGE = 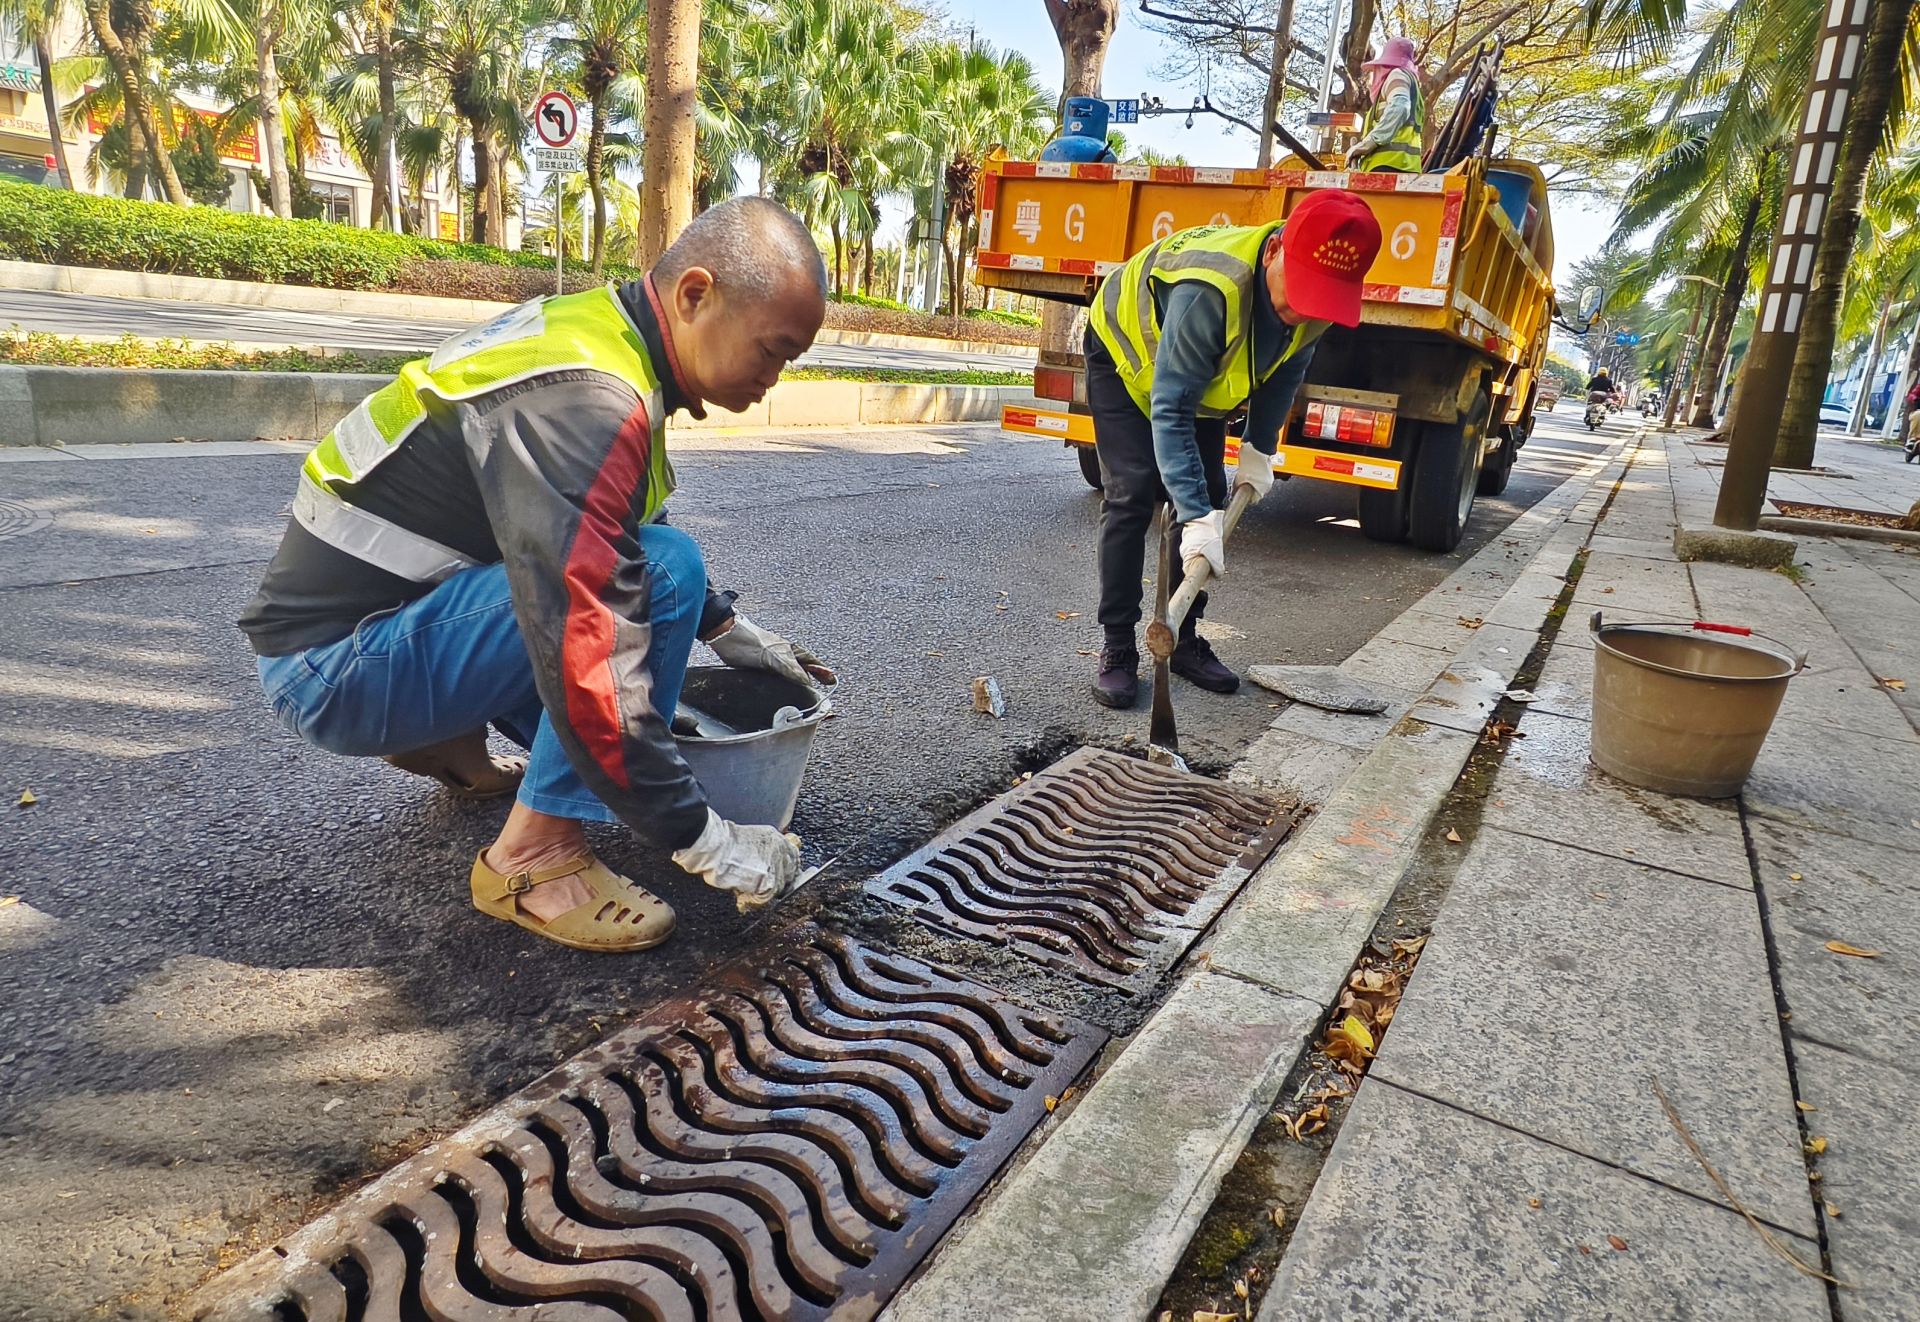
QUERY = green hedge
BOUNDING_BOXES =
[0,178,636,290]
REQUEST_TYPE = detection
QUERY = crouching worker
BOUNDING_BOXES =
[238,197,834,953]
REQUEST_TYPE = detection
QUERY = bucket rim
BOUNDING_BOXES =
[674,666,833,745]
[1588,611,1803,683]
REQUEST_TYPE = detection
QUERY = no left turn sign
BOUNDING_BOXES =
[533,90,579,149]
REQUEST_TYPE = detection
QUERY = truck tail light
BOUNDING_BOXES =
[1034,366,1079,402]
[1303,401,1395,448]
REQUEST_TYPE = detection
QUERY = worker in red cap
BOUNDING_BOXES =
[1082,192,1384,708]
[1347,36,1426,173]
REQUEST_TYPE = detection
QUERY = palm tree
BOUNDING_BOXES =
[549,0,644,273]
[81,0,187,202]
[0,0,77,187]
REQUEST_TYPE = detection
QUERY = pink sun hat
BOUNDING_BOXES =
[1362,36,1421,75]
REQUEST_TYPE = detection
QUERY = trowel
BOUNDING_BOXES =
[1145,485,1256,771]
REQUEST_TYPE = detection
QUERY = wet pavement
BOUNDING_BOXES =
[0,411,1612,1319]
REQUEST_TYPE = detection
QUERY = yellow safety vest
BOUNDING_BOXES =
[1360,70,1425,173]
[295,286,675,582]
[1088,223,1321,417]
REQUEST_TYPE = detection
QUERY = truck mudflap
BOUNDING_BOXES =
[1001,404,1406,491]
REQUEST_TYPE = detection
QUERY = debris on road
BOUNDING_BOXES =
[1244,665,1389,714]
[1824,940,1881,958]
[16,789,35,807]
[971,675,1007,717]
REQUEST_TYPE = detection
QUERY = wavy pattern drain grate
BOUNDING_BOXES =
[866,746,1301,995]
[191,930,1104,1322]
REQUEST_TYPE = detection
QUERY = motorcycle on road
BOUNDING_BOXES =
[1585,390,1610,432]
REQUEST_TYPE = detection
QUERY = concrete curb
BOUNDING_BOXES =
[0,259,1038,359]
[1760,512,1920,547]
[885,428,1642,1321]
[0,364,1041,445]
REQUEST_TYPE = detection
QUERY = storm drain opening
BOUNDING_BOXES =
[865,746,1302,995]
[191,929,1106,1322]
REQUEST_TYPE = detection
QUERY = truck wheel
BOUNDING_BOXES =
[1076,445,1104,490]
[1408,416,1483,552]
[1477,430,1515,497]
[1357,484,1410,542]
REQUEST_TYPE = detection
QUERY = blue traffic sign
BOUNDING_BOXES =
[1109,98,1140,124]
[1614,331,1641,346]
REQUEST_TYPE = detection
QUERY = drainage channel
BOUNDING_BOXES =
[191,746,1300,1321]
[865,746,1302,995]
[191,930,1104,1322]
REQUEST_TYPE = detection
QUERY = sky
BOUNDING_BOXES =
[915,0,1618,293]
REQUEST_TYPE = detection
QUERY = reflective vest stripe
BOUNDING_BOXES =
[292,286,671,581]
[293,474,480,583]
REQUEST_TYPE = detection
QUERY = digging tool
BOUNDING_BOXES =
[1145,484,1257,769]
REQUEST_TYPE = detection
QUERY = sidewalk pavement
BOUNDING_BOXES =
[1264,428,1920,1321]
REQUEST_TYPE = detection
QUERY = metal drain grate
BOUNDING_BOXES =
[191,930,1104,1322]
[866,746,1299,995]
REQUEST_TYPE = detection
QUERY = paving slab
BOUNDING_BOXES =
[1259,1081,1829,1322]
[1571,549,1700,620]
[1528,640,1595,721]
[1246,664,1393,713]
[1483,707,1753,888]
[1266,680,1417,749]
[1790,1041,1920,1321]
[1747,816,1920,1072]
[1742,716,1920,852]
[1405,659,1509,735]
[1337,634,1456,692]
[1371,828,1816,1236]
[1206,719,1478,1002]
[1771,659,1919,744]
[885,970,1320,1322]
[1227,727,1369,808]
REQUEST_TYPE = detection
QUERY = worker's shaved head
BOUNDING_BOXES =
[654,197,827,304]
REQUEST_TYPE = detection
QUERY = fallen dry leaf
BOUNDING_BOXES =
[1056,610,1081,621]
[1795,1101,1817,1113]
[1458,615,1485,629]
[1192,1312,1240,1322]
[1270,1205,1287,1230]
[1824,940,1882,959]
[17,789,36,807]
[1879,677,1907,692]
[1806,1137,1828,1156]
[0,895,18,907]
[1788,872,1803,882]
[1233,1279,1250,1299]
[1391,933,1429,959]
[1824,1201,1842,1220]
[1578,1244,1592,1255]
[1608,1235,1629,1252]
[1527,1197,1542,1209]
[1044,1094,1060,1113]
[1601,586,1615,594]
[1444,828,1463,843]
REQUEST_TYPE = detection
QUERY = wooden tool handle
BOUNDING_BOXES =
[1163,484,1256,634]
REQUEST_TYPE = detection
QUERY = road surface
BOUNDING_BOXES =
[0,406,1618,1319]
[0,285,1037,373]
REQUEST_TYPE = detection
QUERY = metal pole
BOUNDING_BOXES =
[1255,0,1296,168]
[1882,307,1920,438]
[554,172,564,297]
[1716,0,1872,527]
[920,187,945,314]
[1848,293,1892,435]
[1662,287,1709,431]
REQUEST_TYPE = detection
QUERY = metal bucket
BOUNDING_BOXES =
[1588,612,1804,798]
[673,667,829,829]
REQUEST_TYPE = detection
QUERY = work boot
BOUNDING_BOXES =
[1092,643,1140,709]
[1171,633,1239,694]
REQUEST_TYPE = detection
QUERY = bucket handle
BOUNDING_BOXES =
[1591,611,1807,675]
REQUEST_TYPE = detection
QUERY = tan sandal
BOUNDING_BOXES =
[386,729,527,799]
[469,851,676,952]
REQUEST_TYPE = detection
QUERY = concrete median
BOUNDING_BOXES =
[0,363,1041,446]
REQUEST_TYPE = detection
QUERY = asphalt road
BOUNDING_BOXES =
[0,408,1615,1319]
[0,285,1037,373]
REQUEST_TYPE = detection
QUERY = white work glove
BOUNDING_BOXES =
[671,808,803,912]
[1180,509,1228,578]
[709,614,836,689]
[1233,449,1275,503]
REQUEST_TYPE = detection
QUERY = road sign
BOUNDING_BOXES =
[1614,331,1641,346]
[533,146,583,173]
[533,90,579,149]
[1109,98,1139,125]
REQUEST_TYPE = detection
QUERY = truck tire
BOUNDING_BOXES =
[1357,483,1411,542]
[1076,444,1104,490]
[1408,417,1483,552]
[1477,430,1515,496]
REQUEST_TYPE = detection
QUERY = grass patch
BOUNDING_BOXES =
[0,330,1032,387]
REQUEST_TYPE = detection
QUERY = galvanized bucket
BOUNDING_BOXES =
[1588,612,1804,798]
[673,667,830,829]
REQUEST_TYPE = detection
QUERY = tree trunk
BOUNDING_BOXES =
[829,214,843,294]
[255,4,292,218]
[1774,0,1916,468]
[862,234,874,295]
[124,125,147,199]
[587,91,609,274]
[488,142,505,245]
[1040,0,1116,362]
[1690,185,1765,428]
[1849,291,1894,435]
[33,31,74,188]
[1331,0,1381,113]
[468,119,492,245]
[84,0,186,204]
[638,0,699,269]
[372,20,399,231]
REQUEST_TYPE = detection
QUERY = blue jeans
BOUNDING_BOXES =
[257,525,707,825]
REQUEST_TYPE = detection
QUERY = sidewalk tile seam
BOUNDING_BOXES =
[1481,822,1756,895]
[1367,1076,1822,1248]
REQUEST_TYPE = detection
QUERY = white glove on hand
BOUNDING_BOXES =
[1233,450,1275,503]
[709,614,835,688]
[1180,509,1228,578]
[671,808,803,913]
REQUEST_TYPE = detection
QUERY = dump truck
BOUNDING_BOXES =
[976,152,1557,552]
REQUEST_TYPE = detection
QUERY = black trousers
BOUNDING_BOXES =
[1086,327,1226,645]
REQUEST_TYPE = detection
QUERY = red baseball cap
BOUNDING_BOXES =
[1280,190,1383,328]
